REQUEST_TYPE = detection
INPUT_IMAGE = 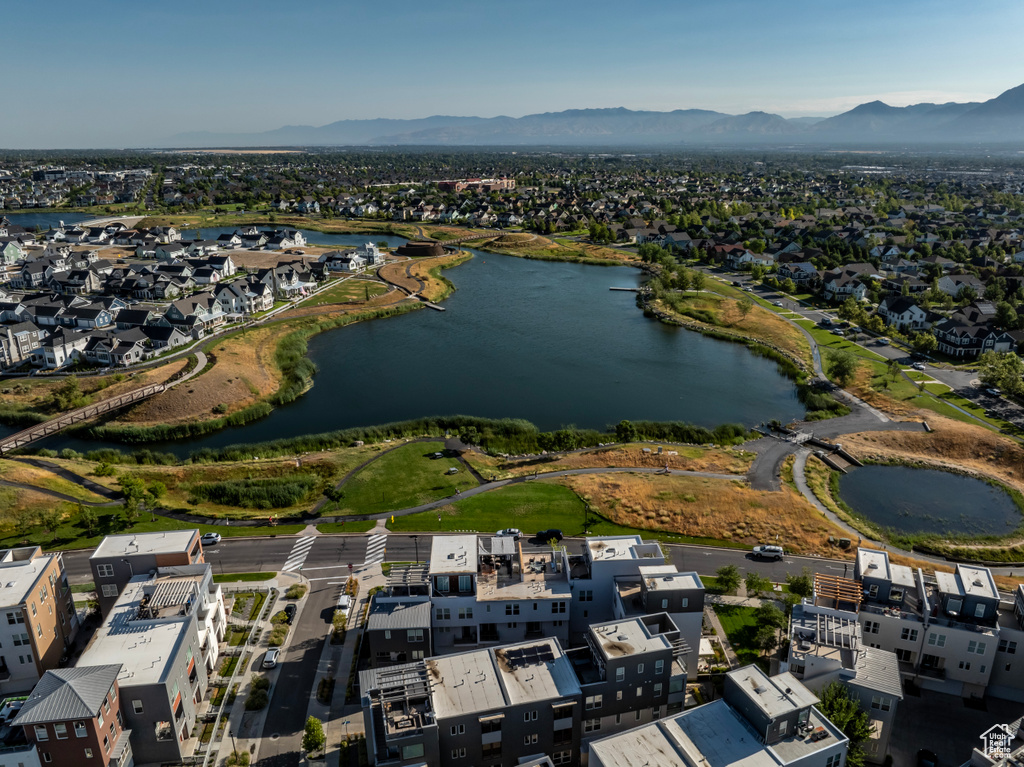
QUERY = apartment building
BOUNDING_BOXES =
[567,614,689,740]
[783,602,903,763]
[76,565,225,764]
[569,536,666,636]
[360,637,582,767]
[13,665,133,767]
[612,565,705,677]
[366,565,432,668]
[428,535,571,652]
[588,666,849,767]
[0,547,78,695]
[89,531,204,616]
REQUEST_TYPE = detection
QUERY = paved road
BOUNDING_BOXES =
[60,533,858,587]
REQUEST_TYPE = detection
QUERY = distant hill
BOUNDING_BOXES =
[168,83,1024,147]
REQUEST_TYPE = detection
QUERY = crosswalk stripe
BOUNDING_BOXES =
[281,536,317,572]
[362,534,387,566]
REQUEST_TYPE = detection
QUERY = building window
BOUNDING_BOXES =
[552,751,572,766]
[579,590,593,602]
[436,608,450,621]
[928,633,946,648]
[637,663,645,674]
[436,576,450,593]
[975,603,986,618]
[412,650,424,660]
[654,683,663,696]
[133,700,144,714]
[871,696,891,712]
[524,710,538,722]
[637,686,643,697]
[584,718,601,733]
[864,621,879,634]
[458,576,471,592]
[506,604,520,616]
[616,690,623,701]
[84,749,94,758]
[480,718,502,734]
[999,640,1018,654]
[616,667,625,682]
[101,585,119,598]
[585,694,603,710]
[42,754,51,764]
[895,648,913,663]
[54,724,67,740]
[900,628,918,642]
[35,725,49,742]
[635,710,643,721]
[407,629,424,643]
[968,641,987,655]
[402,745,424,760]
[6,612,22,625]
[681,598,688,608]
[655,660,664,675]
[825,754,843,767]
[661,599,668,609]
[482,742,502,759]
[523,734,538,745]
[459,608,473,620]
[450,724,465,735]
[96,564,115,578]
[451,748,466,759]
[959,661,971,671]
[507,622,517,629]
[552,602,566,614]
[74,722,87,738]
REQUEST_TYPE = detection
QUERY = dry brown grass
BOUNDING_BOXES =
[464,445,754,480]
[559,472,849,556]
[110,327,283,427]
[486,236,637,263]
[0,460,108,503]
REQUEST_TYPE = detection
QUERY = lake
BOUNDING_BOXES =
[9,250,803,457]
[2,211,93,230]
[839,465,1021,538]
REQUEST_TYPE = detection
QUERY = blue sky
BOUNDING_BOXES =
[3,0,1021,147]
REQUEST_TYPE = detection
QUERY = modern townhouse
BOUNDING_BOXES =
[77,565,225,764]
[89,531,205,616]
[587,666,849,767]
[14,665,133,767]
[0,547,78,696]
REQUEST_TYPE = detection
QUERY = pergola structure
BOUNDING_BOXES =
[813,573,863,612]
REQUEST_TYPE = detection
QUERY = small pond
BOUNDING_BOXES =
[838,465,1021,538]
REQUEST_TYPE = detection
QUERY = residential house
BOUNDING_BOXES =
[14,665,133,767]
[777,262,820,287]
[0,321,43,370]
[937,273,986,299]
[876,296,930,332]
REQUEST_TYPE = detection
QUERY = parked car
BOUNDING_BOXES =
[445,466,459,475]
[262,649,279,669]
[773,301,784,307]
[912,362,926,371]
[201,532,221,545]
[535,529,564,542]
[878,337,891,345]
[284,603,297,624]
[831,328,845,336]
[752,544,784,561]
[496,528,522,540]
[986,388,1002,397]
[337,594,352,614]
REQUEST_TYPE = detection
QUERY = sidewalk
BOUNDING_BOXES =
[304,556,388,767]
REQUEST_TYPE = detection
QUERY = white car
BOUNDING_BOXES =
[201,532,222,545]
[752,544,784,561]
[496,528,522,540]
[912,362,926,371]
[262,649,279,669]
[337,594,352,613]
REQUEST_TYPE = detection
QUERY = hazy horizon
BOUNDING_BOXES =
[2,0,1020,149]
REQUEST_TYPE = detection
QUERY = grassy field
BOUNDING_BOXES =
[386,482,587,535]
[213,572,275,583]
[311,279,389,305]
[326,441,477,516]
[712,604,764,666]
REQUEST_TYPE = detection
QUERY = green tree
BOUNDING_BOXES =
[755,624,779,656]
[675,269,691,293]
[745,572,774,599]
[828,350,858,386]
[615,420,638,443]
[302,716,326,753]
[911,332,937,354]
[738,297,754,320]
[52,376,84,411]
[816,682,876,767]
[691,271,706,294]
[995,301,1018,330]
[978,350,1024,396]
[786,568,814,599]
[78,504,99,536]
[38,507,64,542]
[119,474,146,525]
[781,278,796,294]
[147,481,167,505]
[715,564,741,595]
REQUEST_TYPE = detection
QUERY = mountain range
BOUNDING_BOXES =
[169,83,1024,148]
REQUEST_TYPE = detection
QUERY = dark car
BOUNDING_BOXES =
[536,529,564,542]
[284,603,297,624]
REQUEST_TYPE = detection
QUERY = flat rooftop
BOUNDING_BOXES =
[78,575,194,687]
[856,548,891,580]
[0,548,50,605]
[727,666,818,719]
[590,618,672,659]
[428,535,476,575]
[494,639,580,706]
[935,565,999,601]
[642,569,703,592]
[587,536,652,563]
[91,530,198,559]
[367,600,431,632]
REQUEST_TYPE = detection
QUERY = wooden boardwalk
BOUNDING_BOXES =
[0,383,165,455]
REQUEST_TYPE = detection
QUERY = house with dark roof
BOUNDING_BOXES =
[877,296,931,331]
[14,665,132,767]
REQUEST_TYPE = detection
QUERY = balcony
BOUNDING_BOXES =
[860,603,921,622]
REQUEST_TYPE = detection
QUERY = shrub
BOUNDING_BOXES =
[189,475,319,509]
[286,584,307,599]
[245,688,268,710]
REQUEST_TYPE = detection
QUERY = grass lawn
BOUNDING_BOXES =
[712,604,764,666]
[213,572,276,583]
[326,441,477,516]
[795,320,888,363]
[312,279,388,305]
